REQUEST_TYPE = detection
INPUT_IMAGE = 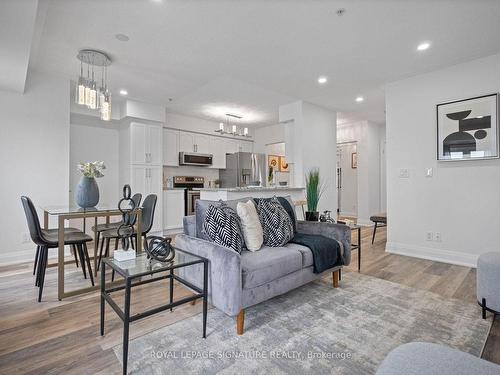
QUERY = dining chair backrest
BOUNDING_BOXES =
[139,194,157,234]
[21,196,45,246]
[128,193,142,225]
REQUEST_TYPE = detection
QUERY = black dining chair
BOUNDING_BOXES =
[98,194,157,266]
[91,193,142,257]
[21,196,95,302]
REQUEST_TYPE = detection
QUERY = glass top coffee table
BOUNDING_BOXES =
[100,249,208,375]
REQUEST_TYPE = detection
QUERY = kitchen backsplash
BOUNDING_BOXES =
[163,166,220,189]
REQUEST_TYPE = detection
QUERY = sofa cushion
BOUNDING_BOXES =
[237,200,264,251]
[196,198,253,241]
[241,246,302,289]
[257,197,294,247]
[203,201,244,254]
[288,243,314,268]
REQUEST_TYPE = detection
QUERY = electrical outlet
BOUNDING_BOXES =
[399,168,410,178]
[435,232,441,242]
[426,232,434,241]
[21,232,30,243]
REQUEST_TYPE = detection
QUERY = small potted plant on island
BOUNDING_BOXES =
[75,161,106,208]
[305,168,325,221]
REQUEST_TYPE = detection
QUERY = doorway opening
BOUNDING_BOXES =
[336,142,358,219]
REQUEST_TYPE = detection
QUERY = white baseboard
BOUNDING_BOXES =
[385,242,478,268]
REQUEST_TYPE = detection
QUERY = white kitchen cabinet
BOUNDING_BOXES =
[211,137,227,169]
[194,134,210,154]
[163,128,179,166]
[163,190,185,230]
[179,132,195,153]
[129,165,163,233]
[130,122,162,165]
[225,139,240,154]
[240,140,253,153]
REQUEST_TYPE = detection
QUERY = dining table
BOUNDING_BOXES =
[40,204,142,300]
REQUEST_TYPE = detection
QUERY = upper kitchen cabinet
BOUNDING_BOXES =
[179,132,195,153]
[179,132,211,154]
[163,128,179,166]
[129,122,162,165]
[194,134,211,154]
[240,140,253,153]
[211,137,227,169]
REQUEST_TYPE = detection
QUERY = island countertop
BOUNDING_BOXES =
[197,186,305,201]
[194,186,305,192]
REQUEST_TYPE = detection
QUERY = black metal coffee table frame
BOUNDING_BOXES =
[100,250,208,375]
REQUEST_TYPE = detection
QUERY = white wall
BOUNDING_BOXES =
[69,119,120,208]
[281,101,337,213]
[253,123,285,153]
[385,53,500,267]
[337,120,385,225]
[0,71,70,264]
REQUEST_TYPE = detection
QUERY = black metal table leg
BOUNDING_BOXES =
[202,260,208,339]
[169,268,174,312]
[100,262,105,336]
[123,279,131,375]
[357,227,361,272]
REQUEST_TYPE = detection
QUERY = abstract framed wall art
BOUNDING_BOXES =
[436,93,499,161]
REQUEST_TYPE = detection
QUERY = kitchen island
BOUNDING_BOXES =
[196,187,305,201]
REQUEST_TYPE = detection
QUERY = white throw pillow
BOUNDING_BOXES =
[237,200,264,251]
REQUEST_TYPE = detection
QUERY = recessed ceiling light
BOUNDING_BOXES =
[115,33,129,42]
[318,76,328,84]
[119,89,128,96]
[355,96,364,102]
[417,41,431,51]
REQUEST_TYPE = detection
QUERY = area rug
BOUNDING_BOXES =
[113,272,492,374]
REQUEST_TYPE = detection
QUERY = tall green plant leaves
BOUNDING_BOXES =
[305,168,326,212]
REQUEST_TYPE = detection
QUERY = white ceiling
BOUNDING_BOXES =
[26,0,500,126]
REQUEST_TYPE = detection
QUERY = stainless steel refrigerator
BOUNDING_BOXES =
[219,152,267,188]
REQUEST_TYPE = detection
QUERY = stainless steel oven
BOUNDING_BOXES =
[179,152,213,167]
[173,176,204,215]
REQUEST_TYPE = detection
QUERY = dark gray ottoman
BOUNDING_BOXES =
[477,252,500,318]
[376,342,500,375]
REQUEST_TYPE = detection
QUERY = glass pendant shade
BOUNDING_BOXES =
[76,76,86,105]
[100,92,112,121]
[84,84,91,107]
[89,81,97,109]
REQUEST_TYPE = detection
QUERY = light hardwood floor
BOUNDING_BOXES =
[0,226,498,374]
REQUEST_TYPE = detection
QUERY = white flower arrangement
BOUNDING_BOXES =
[77,161,106,178]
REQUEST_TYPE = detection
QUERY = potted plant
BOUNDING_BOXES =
[305,168,325,221]
[75,161,106,208]
[268,165,275,186]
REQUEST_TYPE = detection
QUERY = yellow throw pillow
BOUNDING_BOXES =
[236,200,264,251]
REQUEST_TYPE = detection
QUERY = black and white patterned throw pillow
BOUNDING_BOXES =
[257,197,294,247]
[203,201,244,253]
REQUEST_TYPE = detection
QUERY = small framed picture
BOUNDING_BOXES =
[436,93,499,161]
[351,152,357,168]
[268,155,280,169]
[279,156,289,172]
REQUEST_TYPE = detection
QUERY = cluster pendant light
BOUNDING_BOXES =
[215,113,250,138]
[75,50,112,121]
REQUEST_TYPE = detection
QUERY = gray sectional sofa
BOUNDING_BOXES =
[175,198,351,335]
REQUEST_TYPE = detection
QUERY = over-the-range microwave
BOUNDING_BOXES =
[179,152,213,166]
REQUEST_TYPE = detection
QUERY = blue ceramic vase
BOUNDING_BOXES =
[75,176,99,208]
